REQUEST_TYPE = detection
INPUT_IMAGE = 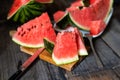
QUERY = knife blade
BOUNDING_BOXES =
[8,48,45,80]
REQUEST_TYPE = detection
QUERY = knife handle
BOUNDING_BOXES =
[8,70,22,80]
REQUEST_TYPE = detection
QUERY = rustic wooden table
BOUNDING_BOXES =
[0,0,120,80]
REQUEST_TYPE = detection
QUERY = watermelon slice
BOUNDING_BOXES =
[7,0,30,20]
[35,0,53,3]
[74,28,88,56]
[7,0,45,24]
[69,7,95,31]
[53,11,68,23]
[68,0,113,35]
[89,20,106,35]
[12,12,56,48]
[52,31,79,65]
[53,11,69,29]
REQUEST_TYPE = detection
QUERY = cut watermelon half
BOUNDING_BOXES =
[68,0,113,35]
[7,0,45,24]
[35,0,53,3]
[52,31,79,65]
[12,12,56,48]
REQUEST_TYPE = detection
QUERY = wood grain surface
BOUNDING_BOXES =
[20,46,84,71]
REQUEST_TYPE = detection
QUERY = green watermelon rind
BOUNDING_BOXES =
[43,38,55,54]
[52,53,79,65]
[56,14,70,29]
[56,11,68,23]
[104,0,113,22]
[7,0,31,20]
[69,13,90,31]
[7,1,45,24]
[12,37,44,48]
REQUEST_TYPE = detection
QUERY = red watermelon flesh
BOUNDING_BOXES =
[7,0,30,19]
[52,31,79,65]
[12,12,56,48]
[90,0,96,4]
[74,28,88,56]
[89,20,106,35]
[69,7,95,31]
[91,0,107,20]
[68,0,113,35]
[35,0,53,3]
[53,11,66,23]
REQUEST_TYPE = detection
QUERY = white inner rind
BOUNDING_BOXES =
[79,49,88,56]
[69,13,90,31]
[52,53,79,65]
[12,38,44,48]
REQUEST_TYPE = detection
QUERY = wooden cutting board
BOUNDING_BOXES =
[20,46,84,71]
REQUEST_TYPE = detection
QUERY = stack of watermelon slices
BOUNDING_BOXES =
[12,12,88,65]
[53,0,113,35]
[52,28,88,65]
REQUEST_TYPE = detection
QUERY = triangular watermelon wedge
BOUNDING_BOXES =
[7,0,30,20]
[12,12,56,48]
[74,28,88,56]
[67,0,113,35]
[7,0,46,24]
[52,31,79,65]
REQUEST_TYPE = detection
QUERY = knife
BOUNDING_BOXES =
[8,48,45,80]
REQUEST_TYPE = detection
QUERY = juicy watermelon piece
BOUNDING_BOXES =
[12,12,56,48]
[53,11,68,23]
[68,0,113,35]
[69,7,95,31]
[35,0,53,3]
[97,0,113,21]
[7,0,30,20]
[53,11,69,29]
[74,28,88,56]
[7,0,45,24]
[90,0,96,4]
[52,31,79,65]
[89,20,106,35]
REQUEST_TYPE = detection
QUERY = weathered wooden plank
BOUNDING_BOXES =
[66,69,120,80]
[94,38,120,67]
[102,18,120,57]
[65,37,120,79]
